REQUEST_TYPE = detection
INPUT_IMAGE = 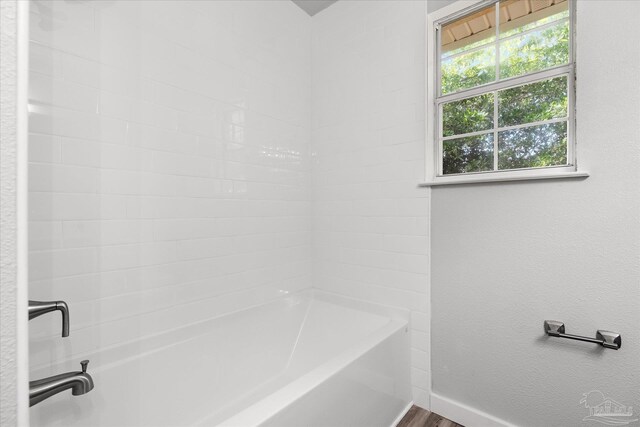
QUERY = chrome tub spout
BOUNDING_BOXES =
[30,360,94,407]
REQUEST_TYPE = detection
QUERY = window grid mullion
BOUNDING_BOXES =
[439,103,444,175]
[495,2,500,83]
[493,2,500,170]
[567,66,575,166]
[440,116,568,142]
[437,64,572,104]
[442,39,494,62]
[441,129,493,142]
[493,91,498,171]
[436,25,443,175]
[499,16,568,45]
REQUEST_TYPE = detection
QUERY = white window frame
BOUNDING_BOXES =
[423,0,587,186]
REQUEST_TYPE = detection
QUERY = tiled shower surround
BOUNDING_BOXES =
[28,0,429,407]
[28,0,312,365]
[312,0,430,407]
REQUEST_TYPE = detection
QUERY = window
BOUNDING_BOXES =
[425,0,582,185]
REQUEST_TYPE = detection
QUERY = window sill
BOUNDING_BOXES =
[419,171,589,187]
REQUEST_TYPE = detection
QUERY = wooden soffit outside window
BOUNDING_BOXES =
[441,0,568,53]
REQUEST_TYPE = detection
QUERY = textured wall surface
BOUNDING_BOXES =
[311,0,430,407]
[431,1,640,426]
[28,0,312,374]
[1,1,19,424]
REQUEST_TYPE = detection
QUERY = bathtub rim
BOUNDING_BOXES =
[31,288,410,376]
[296,288,411,324]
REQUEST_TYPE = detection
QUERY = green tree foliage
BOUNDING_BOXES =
[498,122,567,169]
[443,134,494,174]
[441,45,495,95]
[443,93,493,137]
[498,76,567,127]
[500,21,569,79]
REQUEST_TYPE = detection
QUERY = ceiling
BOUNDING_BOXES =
[291,0,460,18]
[291,0,338,16]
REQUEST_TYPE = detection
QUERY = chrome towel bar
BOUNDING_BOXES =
[544,320,621,350]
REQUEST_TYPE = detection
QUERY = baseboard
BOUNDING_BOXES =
[390,401,414,427]
[430,393,515,427]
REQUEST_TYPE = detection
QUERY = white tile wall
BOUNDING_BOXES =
[311,0,430,408]
[29,0,430,409]
[28,0,312,370]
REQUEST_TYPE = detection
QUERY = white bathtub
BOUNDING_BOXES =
[30,290,412,427]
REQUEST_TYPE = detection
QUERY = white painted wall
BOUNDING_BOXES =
[1,0,29,424]
[311,0,431,407]
[430,1,640,426]
[1,2,20,424]
[27,0,312,375]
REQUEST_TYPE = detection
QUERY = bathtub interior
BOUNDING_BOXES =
[29,292,409,427]
[258,323,411,427]
[201,296,397,426]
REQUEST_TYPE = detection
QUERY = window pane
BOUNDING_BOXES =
[498,121,567,170]
[440,4,497,95]
[441,45,496,95]
[498,76,567,127]
[443,133,494,174]
[500,4,569,39]
[443,93,494,137]
[499,19,569,79]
